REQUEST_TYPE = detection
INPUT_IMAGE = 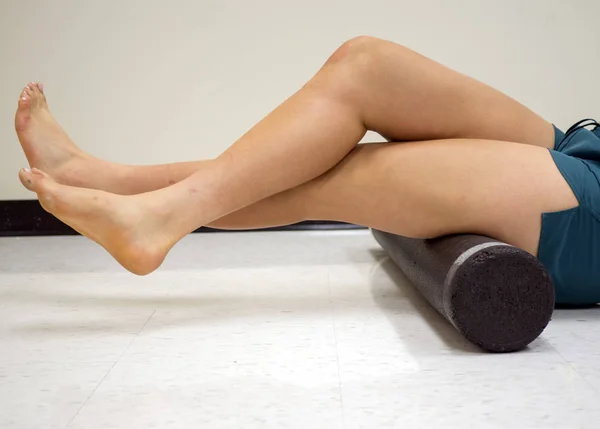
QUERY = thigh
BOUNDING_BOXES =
[307,140,578,256]
[319,37,555,148]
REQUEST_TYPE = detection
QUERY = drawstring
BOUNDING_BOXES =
[564,118,600,139]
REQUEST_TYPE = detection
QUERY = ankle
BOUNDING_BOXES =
[55,154,110,189]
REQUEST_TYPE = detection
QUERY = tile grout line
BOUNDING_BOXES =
[328,270,346,429]
[63,309,157,429]
[541,336,600,395]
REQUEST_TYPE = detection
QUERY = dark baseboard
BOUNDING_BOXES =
[0,200,366,237]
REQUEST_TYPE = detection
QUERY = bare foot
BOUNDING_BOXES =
[15,82,90,183]
[19,168,177,275]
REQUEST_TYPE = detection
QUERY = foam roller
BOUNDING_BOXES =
[371,230,555,353]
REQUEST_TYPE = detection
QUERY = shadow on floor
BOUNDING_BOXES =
[367,251,482,354]
[1,285,373,336]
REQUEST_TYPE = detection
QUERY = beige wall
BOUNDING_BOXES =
[1,0,598,199]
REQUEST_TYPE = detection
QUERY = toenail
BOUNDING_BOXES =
[23,168,31,173]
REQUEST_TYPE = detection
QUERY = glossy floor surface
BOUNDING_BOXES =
[1,231,599,428]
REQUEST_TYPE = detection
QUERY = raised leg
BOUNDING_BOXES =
[16,37,554,196]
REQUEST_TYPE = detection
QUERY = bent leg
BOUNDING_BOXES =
[317,37,554,147]
[17,37,553,197]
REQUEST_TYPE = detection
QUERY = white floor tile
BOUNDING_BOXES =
[0,361,113,429]
[68,335,343,429]
[1,231,599,429]
[542,307,600,391]
[0,273,157,364]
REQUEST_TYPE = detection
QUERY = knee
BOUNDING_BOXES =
[319,36,392,94]
[325,36,383,65]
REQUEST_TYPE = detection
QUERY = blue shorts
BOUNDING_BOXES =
[537,122,600,305]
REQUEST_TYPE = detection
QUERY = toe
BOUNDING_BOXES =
[18,83,47,110]
[31,167,52,180]
[28,82,41,100]
[18,168,35,192]
[18,95,28,106]
[28,82,47,106]
[29,82,40,95]
[36,82,44,94]
[18,88,31,109]
[18,167,52,192]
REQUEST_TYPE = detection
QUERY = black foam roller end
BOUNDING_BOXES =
[372,230,555,353]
